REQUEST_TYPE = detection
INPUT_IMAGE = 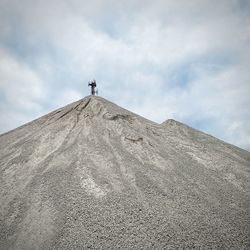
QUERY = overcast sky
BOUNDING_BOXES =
[0,0,250,150]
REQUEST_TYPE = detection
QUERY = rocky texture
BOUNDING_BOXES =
[0,96,249,249]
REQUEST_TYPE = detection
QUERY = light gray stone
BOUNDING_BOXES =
[0,96,249,249]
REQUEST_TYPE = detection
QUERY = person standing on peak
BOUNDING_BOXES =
[88,80,97,95]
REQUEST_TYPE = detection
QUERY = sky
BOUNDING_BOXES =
[0,0,250,151]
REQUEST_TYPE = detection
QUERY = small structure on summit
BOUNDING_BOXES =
[88,80,97,95]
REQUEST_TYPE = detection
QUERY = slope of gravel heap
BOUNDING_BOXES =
[0,95,249,249]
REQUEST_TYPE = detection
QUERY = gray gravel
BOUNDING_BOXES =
[0,95,249,249]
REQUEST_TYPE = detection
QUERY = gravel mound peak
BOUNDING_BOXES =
[0,95,249,249]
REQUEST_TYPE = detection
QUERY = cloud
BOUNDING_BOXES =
[55,89,82,108]
[0,49,47,133]
[0,0,249,150]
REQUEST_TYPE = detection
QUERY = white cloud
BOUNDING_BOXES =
[0,49,47,133]
[54,89,82,108]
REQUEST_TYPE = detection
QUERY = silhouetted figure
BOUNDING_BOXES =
[88,80,97,95]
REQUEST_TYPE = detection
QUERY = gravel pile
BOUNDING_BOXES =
[0,96,249,249]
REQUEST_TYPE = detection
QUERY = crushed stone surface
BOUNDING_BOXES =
[0,96,249,249]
